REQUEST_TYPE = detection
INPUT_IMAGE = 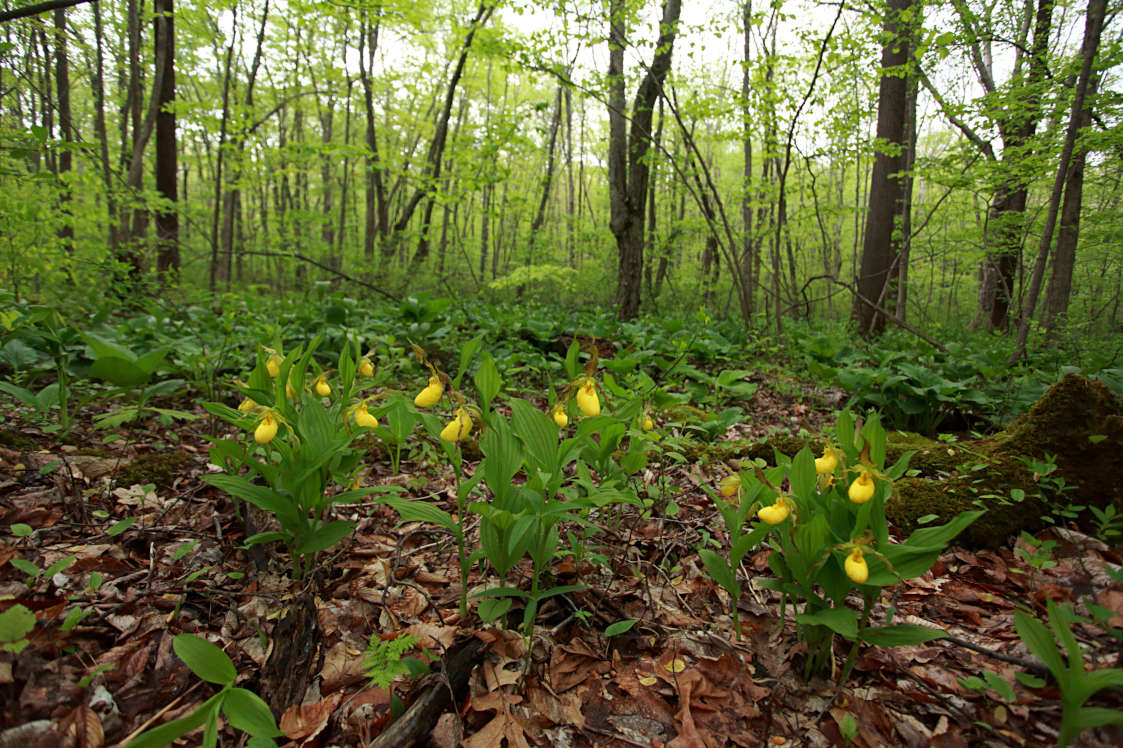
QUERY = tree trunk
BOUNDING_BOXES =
[90,0,118,254]
[153,0,178,281]
[608,0,683,320]
[853,0,914,338]
[360,9,388,263]
[52,7,74,269]
[1042,75,1097,340]
[1012,0,1105,359]
[739,0,755,324]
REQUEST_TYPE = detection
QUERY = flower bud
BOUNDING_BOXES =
[845,547,868,584]
[719,474,741,498]
[254,414,278,444]
[815,449,839,475]
[414,376,443,408]
[266,354,283,378]
[314,376,331,397]
[576,379,600,417]
[238,397,256,412]
[642,417,654,431]
[848,471,876,504]
[553,407,568,428]
[757,501,790,525]
[440,407,472,442]
[354,406,378,428]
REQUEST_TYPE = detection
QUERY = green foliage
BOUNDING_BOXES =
[0,603,35,653]
[363,633,428,690]
[202,338,398,578]
[124,634,281,748]
[1015,598,1123,747]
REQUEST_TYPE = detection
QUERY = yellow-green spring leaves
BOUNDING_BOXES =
[757,498,791,525]
[414,376,443,408]
[576,379,600,417]
[354,406,378,428]
[845,547,868,584]
[254,413,278,444]
[440,407,472,442]
[848,470,876,504]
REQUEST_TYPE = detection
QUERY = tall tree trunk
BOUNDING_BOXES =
[153,0,178,281]
[1043,75,1098,340]
[390,1,497,272]
[90,0,118,254]
[608,0,683,320]
[360,8,388,263]
[479,182,491,280]
[519,84,564,288]
[1012,0,1105,359]
[208,23,235,290]
[969,0,1054,331]
[853,0,914,338]
[53,7,74,261]
[739,0,755,324]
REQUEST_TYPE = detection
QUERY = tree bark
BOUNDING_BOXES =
[53,8,73,257]
[360,8,388,263]
[608,0,683,320]
[1012,0,1105,359]
[154,0,179,281]
[853,0,914,338]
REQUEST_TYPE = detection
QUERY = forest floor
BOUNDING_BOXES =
[2,374,1123,748]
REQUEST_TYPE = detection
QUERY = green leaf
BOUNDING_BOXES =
[89,357,150,387]
[510,399,558,474]
[201,475,300,529]
[377,496,456,530]
[605,619,637,637]
[983,670,1016,702]
[43,555,76,579]
[108,516,138,536]
[453,336,482,390]
[173,634,237,685]
[10,523,33,537]
[858,624,948,647]
[293,520,355,555]
[10,558,40,579]
[223,687,283,738]
[478,596,512,623]
[474,352,502,405]
[796,606,858,640]
[698,548,739,597]
[1067,706,1123,733]
[123,693,224,748]
[0,604,36,644]
[1014,608,1067,678]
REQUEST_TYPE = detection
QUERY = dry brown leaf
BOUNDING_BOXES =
[280,691,343,743]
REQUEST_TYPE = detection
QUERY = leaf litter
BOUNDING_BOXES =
[1,381,1122,748]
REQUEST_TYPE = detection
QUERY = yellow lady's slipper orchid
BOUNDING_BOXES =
[848,471,876,504]
[642,416,654,431]
[414,376,443,408]
[757,500,790,525]
[719,474,741,498]
[576,379,600,417]
[845,547,868,584]
[440,407,472,442]
[266,354,283,378]
[286,380,297,400]
[553,407,568,428]
[358,357,375,377]
[815,449,839,475]
[238,397,256,412]
[254,413,278,444]
[354,406,378,428]
[314,376,331,397]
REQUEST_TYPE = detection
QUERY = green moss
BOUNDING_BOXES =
[114,451,193,489]
[0,429,36,450]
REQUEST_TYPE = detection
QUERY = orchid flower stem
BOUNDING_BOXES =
[816,592,875,725]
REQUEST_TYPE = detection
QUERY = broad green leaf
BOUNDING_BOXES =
[89,357,150,387]
[123,693,223,748]
[510,399,558,474]
[377,496,456,530]
[605,619,637,637]
[173,634,236,685]
[797,606,859,640]
[293,520,355,555]
[0,604,36,644]
[1014,608,1067,679]
[454,336,482,389]
[474,352,502,405]
[223,687,283,737]
[1068,706,1123,733]
[201,475,300,528]
[698,549,739,597]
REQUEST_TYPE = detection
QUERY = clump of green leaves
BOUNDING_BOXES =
[363,633,427,690]
[125,634,281,748]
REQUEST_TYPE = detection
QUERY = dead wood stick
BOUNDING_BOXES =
[368,636,488,748]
